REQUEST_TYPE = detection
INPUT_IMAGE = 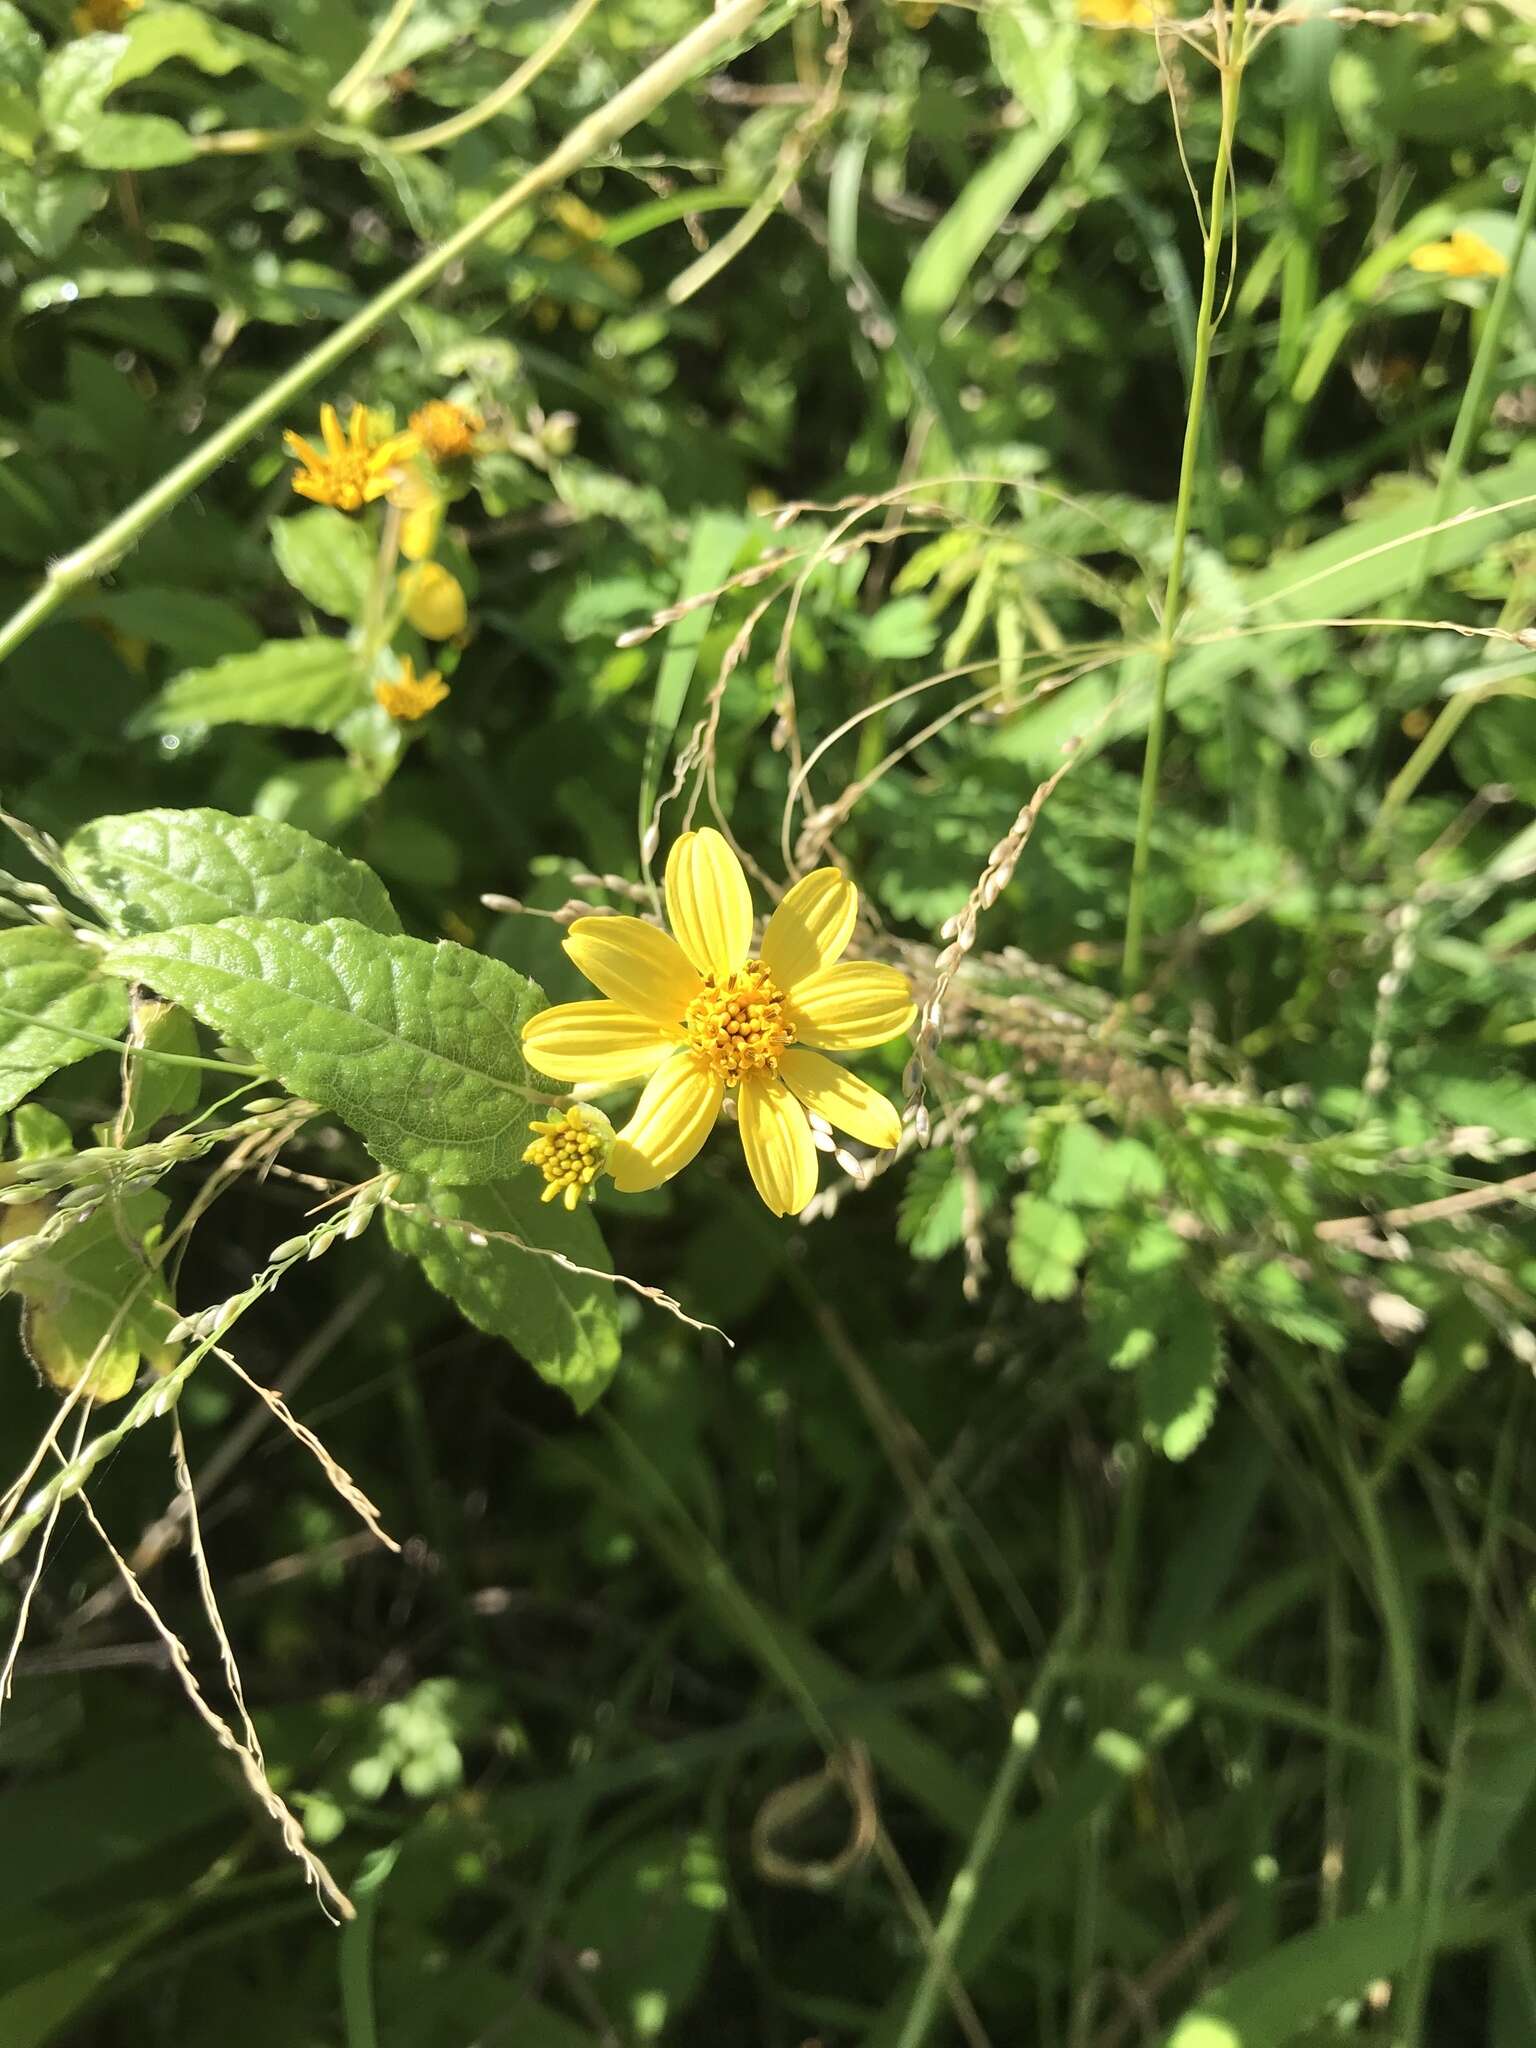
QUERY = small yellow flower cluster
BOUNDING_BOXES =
[523,1105,616,1210]
[529,196,642,334]
[1409,230,1507,281]
[410,400,483,465]
[373,656,448,723]
[1078,0,1159,24]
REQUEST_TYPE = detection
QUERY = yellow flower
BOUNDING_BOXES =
[284,403,418,513]
[1079,0,1157,23]
[400,560,467,640]
[73,0,140,31]
[1408,229,1508,281]
[409,399,483,464]
[521,830,915,1218]
[374,657,448,722]
[523,1103,615,1210]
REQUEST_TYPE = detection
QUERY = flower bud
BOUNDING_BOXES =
[400,561,467,640]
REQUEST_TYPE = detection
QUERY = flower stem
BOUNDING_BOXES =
[1120,0,1249,997]
[380,0,603,155]
[0,0,782,671]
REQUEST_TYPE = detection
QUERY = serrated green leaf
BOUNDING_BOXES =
[9,1189,181,1405]
[9,1104,71,1162]
[138,638,364,734]
[1007,1195,1087,1302]
[78,112,195,170]
[0,926,129,1117]
[102,918,544,1181]
[387,1175,621,1411]
[270,507,375,623]
[1050,1123,1166,1211]
[112,4,264,85]
[39,35,124,148]
[898,1150,969,1261]
[855,596,939,662]
[65,808,401,938]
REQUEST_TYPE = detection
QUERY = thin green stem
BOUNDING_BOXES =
[0,0,783,672]
[1121,0,1249,995]
[381,0,602,154]
[329,0,420,112]
[338,1844,402,2048]
[1404,139,1536,617]
[0,1002,262,1077]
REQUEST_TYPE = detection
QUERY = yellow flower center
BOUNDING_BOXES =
[685,959,794,1087]
[523,1107,612,1209]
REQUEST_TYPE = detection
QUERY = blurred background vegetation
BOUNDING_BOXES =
[3,0,1536,2042]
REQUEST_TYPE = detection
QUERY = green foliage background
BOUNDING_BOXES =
[2,0,1536,2042]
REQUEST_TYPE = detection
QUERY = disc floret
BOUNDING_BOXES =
[522,1104,615,1209]
[684,959,794,1086]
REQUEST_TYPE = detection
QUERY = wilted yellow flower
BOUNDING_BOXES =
[284,403,418,513]
[523,1103,615,1210]
[400,560,467,639]
[409,399,483,464]
[1409,229,1508,281]
[374,657,448,722]
[73,0,140,31]
[522,830,915,1218]
[1079,0,1157,23]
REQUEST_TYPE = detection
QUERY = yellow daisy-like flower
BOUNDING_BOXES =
[1079,0,1158,23]
[73,0,140,31]
[522,829,916,1218]
[1408,229,1508,281]
[284,403,418,514]
[523,1103,615,1210]
[374,657,448,722]
[409,400,483,464]
[400,560,467,640]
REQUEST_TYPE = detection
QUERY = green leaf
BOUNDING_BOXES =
[561,1830,725,2040]
[0,164,99,258]
[270,507,376,623]
[1007,1195,1087,1302]
[1049,1123,1166,1210]
[112,996,199,1143]
[102,918,544,1181]
[85,588,260,665]
[77,112,196,170]
[387,1175,621,1411]
[137,638,364,734]
[39,34,125,149]
[0,926,130,1117]
[10,1189,182,1405]
[855,597,939,662]
[898,1150,969,1261]
[65,807,401,937]
[638,512,747,864]
[112,4,294,86]
[1163,1896,1534,2047]
[0,1,43,160]
[1089,1223,1224,1461]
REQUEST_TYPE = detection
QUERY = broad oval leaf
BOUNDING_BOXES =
[0,925,129,1117]
[78,112,196,171]
[103,917,544,1180]
[8,1189,181,1406]
[65,807,401,937]
[270,507,375,624]
[387,1174,621,1411]
[136,637,363,735]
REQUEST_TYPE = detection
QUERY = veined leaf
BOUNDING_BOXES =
[270,507,375,624]
[1007,1195,1087,1301]
[65,807,401,937]
[77,113,195,171]
[103,918,544,1181]
[9,1189,181,1405]
[137,638,363,735]
[0,926,129,1116]
[387,1175,621,1411]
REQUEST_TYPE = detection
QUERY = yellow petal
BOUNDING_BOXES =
[779,1047,902,1150]
[522,1000,676,1084]
[737,1072,817,1217]
[608,1052,723,1192]
[761,868,858,990]
[664,828,754,977]
[564,917,701,1030]
[320,403,345,456]
[787,962,917,1051]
